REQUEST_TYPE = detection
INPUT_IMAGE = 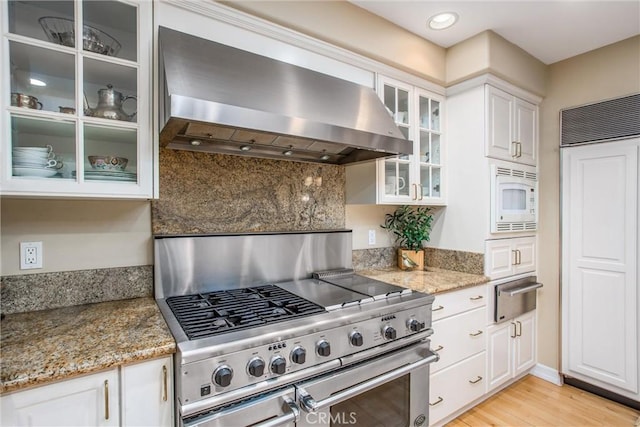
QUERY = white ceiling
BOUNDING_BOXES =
[349,1,640,64]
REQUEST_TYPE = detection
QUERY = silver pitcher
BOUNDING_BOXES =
[84,84,136,121]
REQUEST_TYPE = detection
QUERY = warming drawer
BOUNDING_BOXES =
[494,276,543,323]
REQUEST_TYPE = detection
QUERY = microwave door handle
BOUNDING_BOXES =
[298,350,439,413]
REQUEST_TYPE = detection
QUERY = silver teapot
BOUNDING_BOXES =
[84,84,136,121]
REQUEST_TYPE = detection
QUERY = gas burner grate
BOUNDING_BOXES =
[166,285,326,340]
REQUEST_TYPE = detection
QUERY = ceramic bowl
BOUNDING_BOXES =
[88,155,128,171]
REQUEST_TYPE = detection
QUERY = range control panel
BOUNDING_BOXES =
[178,305,431,406]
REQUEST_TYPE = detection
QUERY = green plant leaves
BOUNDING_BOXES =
[380,205,433,251]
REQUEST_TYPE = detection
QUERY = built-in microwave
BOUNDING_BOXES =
[490,164,537,233]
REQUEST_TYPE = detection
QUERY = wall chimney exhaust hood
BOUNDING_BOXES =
[158,27,412,165]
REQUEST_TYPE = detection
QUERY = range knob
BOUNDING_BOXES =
[383,325,397,340]
[291,346,307,364]
[247,357,265,377]
[407,319,425,332]
[212,365,233,387]
[270,356,286,374]
[317,340,331,357]
[349,331,364,347]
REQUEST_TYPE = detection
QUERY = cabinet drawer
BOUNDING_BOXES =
[431,285,487,321]
[431,307,486,372]
[429,352,486,426]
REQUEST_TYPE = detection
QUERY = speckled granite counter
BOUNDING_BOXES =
[0,297,175,394]
[358,267,489,294]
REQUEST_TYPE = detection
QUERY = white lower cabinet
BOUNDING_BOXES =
[0,356,173,427]
[429,284,487,426]
[1,368,119,427]
[429,352,486,426]
[486,310,536,392]
[121,356,174,427]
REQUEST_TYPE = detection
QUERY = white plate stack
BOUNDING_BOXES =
[12,146,62,178]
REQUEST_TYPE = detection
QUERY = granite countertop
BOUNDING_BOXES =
[0,297,176,395]
[357,267,490,294]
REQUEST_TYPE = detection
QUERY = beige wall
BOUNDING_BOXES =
[537,35,640,370]
[0,199,152,276]
[446,31,547,96]
[346,205,397,250]
[223,0,447,85]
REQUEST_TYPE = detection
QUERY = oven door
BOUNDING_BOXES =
[295,340,438,427]
[182,387,299,427]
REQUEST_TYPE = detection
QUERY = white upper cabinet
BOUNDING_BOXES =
[346,75,445,205]
[1,0,152,198]
[486,85,537,166]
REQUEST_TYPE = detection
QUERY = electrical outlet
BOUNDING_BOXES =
[20,241,43,270]
[368,229,376,245]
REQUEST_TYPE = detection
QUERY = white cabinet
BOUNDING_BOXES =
[485,85,537,166]
[0,357,174,427]
[561,138,639,401]
[1,0,153,198]
[346,75,445,205]
[485,236,536,279]
[429,284,487,426]
[1,368,119,427]
[429,352,486,426]
[121,356,174,427]
[486,310,536,392]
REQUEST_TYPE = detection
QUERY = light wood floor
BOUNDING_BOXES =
[447,375,640,427]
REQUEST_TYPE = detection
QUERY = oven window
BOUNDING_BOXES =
[503,188,527,211]
[329,374,409,427]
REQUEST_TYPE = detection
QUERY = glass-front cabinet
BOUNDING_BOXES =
[376,75,445,205]
[1,0,152,198]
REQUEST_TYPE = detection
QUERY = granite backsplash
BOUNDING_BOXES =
[152,148,345,234]
[353,247,484,275]
[0,265,152,315]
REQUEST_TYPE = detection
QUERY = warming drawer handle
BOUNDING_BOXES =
[298,350,439,413]
[253,396,300,427]
[501,282,543,297]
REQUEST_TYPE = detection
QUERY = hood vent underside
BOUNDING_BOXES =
[158,27,412,165]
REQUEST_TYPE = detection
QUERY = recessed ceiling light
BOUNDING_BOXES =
[427,12,458,30]
[30,78,47,87]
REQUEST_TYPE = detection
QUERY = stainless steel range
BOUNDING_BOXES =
[154,231,437,427]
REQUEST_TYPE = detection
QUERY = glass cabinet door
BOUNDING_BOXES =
[417,92,443,201]
[2,0,150,197]
[378,77,414,201]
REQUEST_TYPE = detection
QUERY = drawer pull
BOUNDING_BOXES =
[469,295,483,301]
[433,345,444,352]
[429,396,444,406]
[469,330,483,337]
[432,305,444,312]
[469,376,483,384]
[104,380,109,420]
[162,365,168,402]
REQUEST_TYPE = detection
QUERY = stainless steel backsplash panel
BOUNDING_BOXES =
[154,230,352,298]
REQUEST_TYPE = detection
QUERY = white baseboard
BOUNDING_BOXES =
[530,363,562,385]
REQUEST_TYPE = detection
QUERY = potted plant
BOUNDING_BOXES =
[381,205,434,270]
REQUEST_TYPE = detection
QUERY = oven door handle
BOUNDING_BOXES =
[253,396,300,427]
[297,350,439,413]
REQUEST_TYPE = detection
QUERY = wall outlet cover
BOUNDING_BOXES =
[20,241,43,270]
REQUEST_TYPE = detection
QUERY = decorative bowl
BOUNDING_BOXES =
[39,16,121,57]
[88,155,128,171]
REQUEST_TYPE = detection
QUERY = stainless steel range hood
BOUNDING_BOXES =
[158,27,412,165]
